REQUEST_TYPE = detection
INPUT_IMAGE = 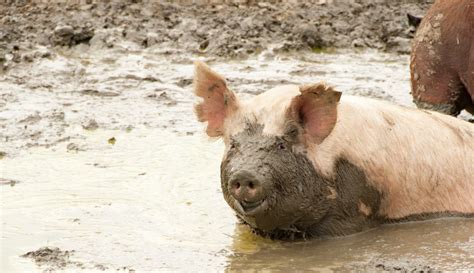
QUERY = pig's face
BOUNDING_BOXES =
[220,123,335,237]
[193,61,342,238]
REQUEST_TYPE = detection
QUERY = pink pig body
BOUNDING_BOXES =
[194,61,474,239]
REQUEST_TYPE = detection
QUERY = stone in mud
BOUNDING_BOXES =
[176,78,193,88]
[295,24,325,49]
[72,26,95,45]
[52,25,94,47]
[82,119,99,131]
[54,25,74,38]
[66,143,81,152]
[52,25,74,46]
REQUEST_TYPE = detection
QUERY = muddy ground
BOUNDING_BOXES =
[1,0,432,68]
[2,1,474,272]
[0,0,436,157]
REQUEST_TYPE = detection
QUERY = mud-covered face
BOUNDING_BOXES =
[220,123,333,237]
[193,61,346,238]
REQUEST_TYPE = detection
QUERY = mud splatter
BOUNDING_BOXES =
[21,247,82,270]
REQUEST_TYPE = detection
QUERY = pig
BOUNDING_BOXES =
[193,61,474,240]
[410,0,474,116]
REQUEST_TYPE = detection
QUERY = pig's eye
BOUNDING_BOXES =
[229,140,237,150]
[287,127,299,138]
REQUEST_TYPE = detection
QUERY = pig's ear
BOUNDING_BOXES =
[193,61,239,137]
[289,82,342,144]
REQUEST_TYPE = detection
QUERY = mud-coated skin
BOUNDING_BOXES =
[220,123,383,240]
[410,0,474,116]
[194,61,474,240]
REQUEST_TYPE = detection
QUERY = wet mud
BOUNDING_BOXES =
[21,247,81,271]
[1,48,428,159]
[1,0,432,70]
[2,130,474,272]
[1,1,473,272]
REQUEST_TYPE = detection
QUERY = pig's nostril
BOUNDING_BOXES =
[248,181,254,189]
[235,182,241,189]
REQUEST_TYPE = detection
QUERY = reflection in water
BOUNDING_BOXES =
[226,219,474,271]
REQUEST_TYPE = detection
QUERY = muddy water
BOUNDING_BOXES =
[1,48,473,271]
[2,129,474,272]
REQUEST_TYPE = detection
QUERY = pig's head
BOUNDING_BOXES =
[193,61,345,239]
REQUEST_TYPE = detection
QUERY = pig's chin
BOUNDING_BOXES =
[232,199,268,217]
[231,201,325,240]
[236,213,317,240]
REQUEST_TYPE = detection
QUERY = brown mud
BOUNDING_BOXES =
[1,1,473,272]
[1,0,431,69]
[2,130,474,272]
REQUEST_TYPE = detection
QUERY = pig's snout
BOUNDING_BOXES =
[228,171,266,213]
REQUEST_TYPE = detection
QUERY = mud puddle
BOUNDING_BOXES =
[1,129,230,271]
[1,129,473,271]
[1,47,473,271]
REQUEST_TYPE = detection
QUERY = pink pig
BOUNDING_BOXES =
[194,61,474,239]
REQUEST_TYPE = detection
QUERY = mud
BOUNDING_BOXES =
[1,1,473,272]
[2,130,474,272]
[220,122,384,239]
[1,48,421,158]
[20,247,134,272]
[1,0,432,70]
[21,247,80,271]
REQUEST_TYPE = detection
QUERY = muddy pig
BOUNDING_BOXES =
[194,61,474,240]
[410,0,474,116]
